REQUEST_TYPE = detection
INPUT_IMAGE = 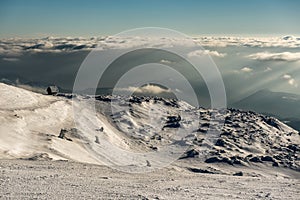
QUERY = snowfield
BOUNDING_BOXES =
[0,159,299,200]
[0,83,100,163]
[0,83,299,199]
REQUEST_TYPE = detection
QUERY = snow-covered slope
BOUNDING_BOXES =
[0,83,299,172]
[0,83,99,163]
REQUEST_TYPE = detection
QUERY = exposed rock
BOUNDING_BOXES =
[95,136,100,144]
[56,93,75,99]
[205,156,222,163]
[263,117,281,130]
[129,96,142,104]
[180,149,199,159]
[146,160,151,167]
[187,168,215,174]
[163,115,181,129]
[58,129,67,139]
[23,153,52,161]
[58,129,73,141]
[261,156,274,162]
[233,171,243,176]
[215,138,226,147]
[249,157,262,163]
[96,127,104,132]
[95,95,112,102]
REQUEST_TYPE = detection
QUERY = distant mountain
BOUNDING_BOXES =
[232,89,300,131]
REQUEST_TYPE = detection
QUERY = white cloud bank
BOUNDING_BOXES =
[247,52,300,62]
[187,49,226,58]
[195,35,300,48]
[116,84,171,95]
[1,35,300,56]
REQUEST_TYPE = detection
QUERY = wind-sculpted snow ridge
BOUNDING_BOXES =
[0,83,299,173]
[93,95,300,171]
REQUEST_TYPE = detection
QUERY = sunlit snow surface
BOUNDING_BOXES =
[0,83,299,173]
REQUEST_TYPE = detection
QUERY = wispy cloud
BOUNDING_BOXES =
[240,67,253,73]
[282,74,292,79]
[282,74,298,87]
[2,57,19,62]
[160,59,173,64]
[264,67,272,72]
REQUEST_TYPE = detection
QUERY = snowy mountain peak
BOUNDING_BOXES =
[0,83,299,172]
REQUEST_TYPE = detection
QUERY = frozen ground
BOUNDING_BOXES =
[0,83,299,199]
[0,159,299,200]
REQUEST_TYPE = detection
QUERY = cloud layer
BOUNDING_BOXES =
[1,35,300,57]
[195,35,300,48]
[247,52,300,62]
[116,84,172,95]
[187,49,226,58]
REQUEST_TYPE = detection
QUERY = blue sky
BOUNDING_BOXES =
[0,0,300,38]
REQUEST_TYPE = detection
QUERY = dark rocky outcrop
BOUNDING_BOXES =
[163,115,181,129]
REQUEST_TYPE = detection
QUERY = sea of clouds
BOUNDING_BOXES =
[1,35,300,60]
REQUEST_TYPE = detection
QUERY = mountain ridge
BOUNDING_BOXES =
[0,83,299,174]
